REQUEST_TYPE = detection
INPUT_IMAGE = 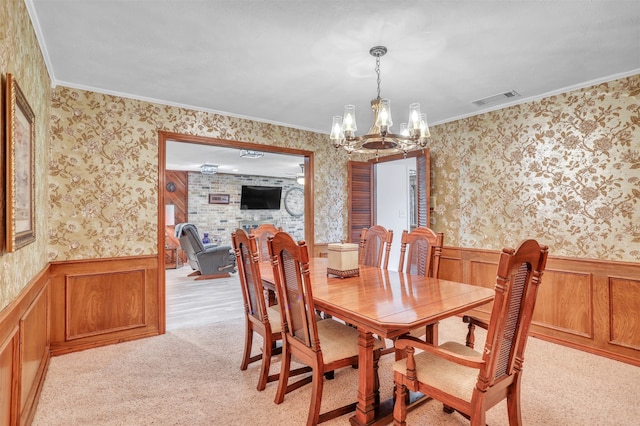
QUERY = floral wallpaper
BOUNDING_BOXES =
[48,87,349,261]
[0,0,51,311]
[48,74,640,264]
[428,76,640,261]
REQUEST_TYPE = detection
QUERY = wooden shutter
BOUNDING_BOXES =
[415,150,431,227]
[348,161,374,243]
[348,149,430,242]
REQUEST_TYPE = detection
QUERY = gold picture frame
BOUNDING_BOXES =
[5,74,36,252]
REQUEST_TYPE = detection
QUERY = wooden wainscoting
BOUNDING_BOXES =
[0,325,19,426]
[0,266,50,426]
[440,246,640,366]
[48,256,160,356]
[1,256,159,424]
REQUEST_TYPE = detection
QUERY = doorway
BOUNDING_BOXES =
[375,157,417,270]
[158,131,315,332]
[348,149,431,270]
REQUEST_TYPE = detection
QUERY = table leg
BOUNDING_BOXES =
[350,329,377,426]
[425,321,439,345]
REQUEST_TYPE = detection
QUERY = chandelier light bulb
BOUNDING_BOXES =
[419,113,430,138]
[379,110,388,124]
[342,105,357,133]
[408,103,421,135]
[375,99,393,129]
[330,115,345,144]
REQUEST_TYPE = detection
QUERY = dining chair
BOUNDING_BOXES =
[231,229,310,391]
[397,227,444,277]
[359,225,393,269]
[392,239,548,426]
[267,231,384,425]
[251,223,282,262]
[386,227,444,357]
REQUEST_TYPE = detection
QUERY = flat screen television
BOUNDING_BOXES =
[240,185,282,210]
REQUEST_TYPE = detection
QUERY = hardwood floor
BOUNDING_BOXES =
[165,265,245,331]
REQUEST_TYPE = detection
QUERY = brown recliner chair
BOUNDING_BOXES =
[176,223,236,279]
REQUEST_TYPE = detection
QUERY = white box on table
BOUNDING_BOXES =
[327,242,360,278]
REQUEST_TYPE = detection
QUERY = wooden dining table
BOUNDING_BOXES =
[259,257,494,426]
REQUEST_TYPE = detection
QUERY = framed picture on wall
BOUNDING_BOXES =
[5,73,36,252]
[209,193,230,204]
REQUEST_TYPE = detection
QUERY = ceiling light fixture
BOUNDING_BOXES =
[240,149,264,159]
[200,163,218,175]
[330,46,430,155]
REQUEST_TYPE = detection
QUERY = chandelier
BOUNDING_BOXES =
[330,46,430,155]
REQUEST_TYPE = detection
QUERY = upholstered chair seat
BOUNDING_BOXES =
[266,306,283,334]
[317,319,382,363]
[393,341,479,402]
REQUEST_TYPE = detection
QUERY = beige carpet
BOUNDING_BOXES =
[33,316,640,425]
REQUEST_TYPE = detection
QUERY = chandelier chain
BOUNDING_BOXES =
[375,56,381,99]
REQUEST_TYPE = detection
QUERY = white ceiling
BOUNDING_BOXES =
[27,1,640,177]
[165,141,305,178]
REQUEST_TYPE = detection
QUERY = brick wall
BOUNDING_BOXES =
[187,172,305,247]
